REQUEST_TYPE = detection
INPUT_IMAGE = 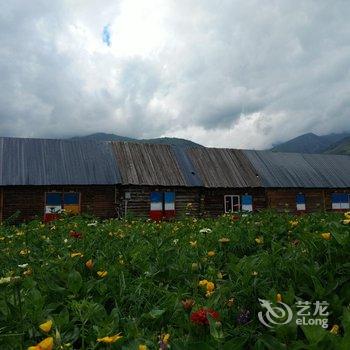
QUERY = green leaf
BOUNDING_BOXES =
[67,270,82,294]
[208,314,224,340]
[222,337,248,350]
[148,308,166,319]
[254,335,286,350]
[332,231,349,246]
[301,325,326,344]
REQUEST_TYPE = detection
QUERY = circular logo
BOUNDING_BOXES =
[258,298,293,328]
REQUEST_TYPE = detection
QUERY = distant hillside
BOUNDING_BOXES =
[70,133,135,142]
[271,132,350,154]
[324,136,350,155]
[70,133,202,148]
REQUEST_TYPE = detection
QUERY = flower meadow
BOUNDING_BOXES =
[0,211,350,350]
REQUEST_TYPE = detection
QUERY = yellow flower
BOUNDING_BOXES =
[85,259,94,270]
[207,251,215,257]
[23,268,32,276]
[206,290,214,297]
[97,270,108,278]
[189,240,197,247]
[20,248,30,255]
[138,345,148,350]
[206,281,215,292]
[70,252,83,258]
[251,271,258,276]
[321,232,331,240]
[342,219,350,225]
[255,237,264,244]
[329,324,339,335]
[227,298,235,307]
[97,333,123,343]
[198,279,208,287]
[276,293,282,303]
[218,237,230,243]
[160,333,170,345]
[344,212,350,220]
[39,320,53,333]
[28,337,54,350]
[289,220,298,227]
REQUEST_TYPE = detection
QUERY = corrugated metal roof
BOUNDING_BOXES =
[0,137,121,185]
[111,142,189,186]
[170,145,203,187]
[1,137,349,188]
[244,150,350,188]
[186,147,261,188]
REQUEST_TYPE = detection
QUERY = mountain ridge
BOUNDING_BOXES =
[271,132,350,155]
[70,132,203,148]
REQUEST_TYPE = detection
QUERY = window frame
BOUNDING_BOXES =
[44,191,81,214]
[224,195,240,213]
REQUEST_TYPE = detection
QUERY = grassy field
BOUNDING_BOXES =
[0,211,349,349]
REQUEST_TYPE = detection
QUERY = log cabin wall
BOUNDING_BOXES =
[323,188,350,211]
[266,188,350,213]
[2,185,116,222]
[266,189,324,213]
[201,188,266,217]
[118,186,200,218]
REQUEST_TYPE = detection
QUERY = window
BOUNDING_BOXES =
[296,194,306,211]
[150,191,175,220]
[224,195,240,213]
[332,193,349,210]
[45,192,80,214]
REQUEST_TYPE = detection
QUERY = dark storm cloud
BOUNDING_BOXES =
[0,0,350,148]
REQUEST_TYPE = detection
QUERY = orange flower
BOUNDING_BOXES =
[85,259,94,270]
[181,299,195,310]
[28,337,54,350]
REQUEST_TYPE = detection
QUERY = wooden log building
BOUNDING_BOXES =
[0,137,349,222]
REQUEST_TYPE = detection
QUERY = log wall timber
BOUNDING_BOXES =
[2,185,116,222]
[118,186,200,218]
[0,187,3,222]
[266,188,350,213]
[201,188,266,217]
[324,188,350,211]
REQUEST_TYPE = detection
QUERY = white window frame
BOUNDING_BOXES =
[224,195,240,213]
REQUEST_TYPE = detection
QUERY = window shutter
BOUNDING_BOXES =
[150,192,163,220]
[242,195,253,212]
[296,194,306,211]
[164,192,175,218]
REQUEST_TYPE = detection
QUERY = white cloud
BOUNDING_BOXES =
[0,0,350,148]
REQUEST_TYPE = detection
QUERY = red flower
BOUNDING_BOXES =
[190,308,220,325]
[69,230,82,239]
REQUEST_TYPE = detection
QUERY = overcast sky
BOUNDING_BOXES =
[1,1,350,149]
